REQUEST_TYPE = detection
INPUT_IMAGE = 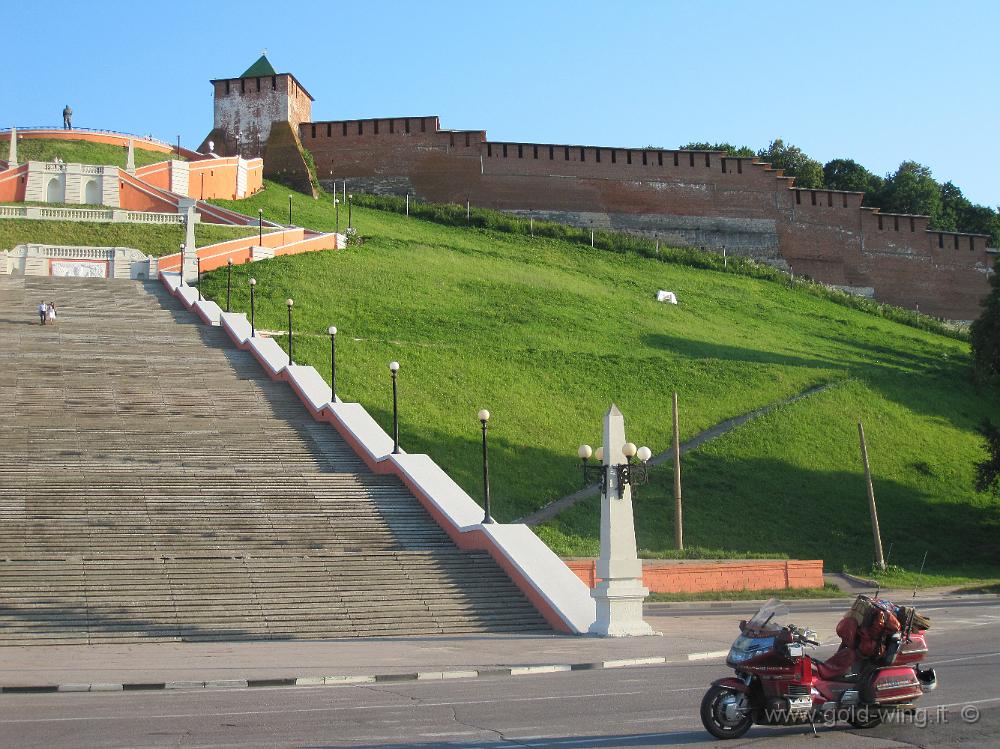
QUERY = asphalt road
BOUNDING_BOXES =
[1,601,997,748]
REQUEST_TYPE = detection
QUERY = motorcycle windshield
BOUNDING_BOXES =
[745,598,789,633]
[728,633,777,664]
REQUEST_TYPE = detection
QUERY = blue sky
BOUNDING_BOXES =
[8,0,998,206]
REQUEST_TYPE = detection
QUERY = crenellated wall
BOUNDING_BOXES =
[197,58,992,320]
[299,116,992,319]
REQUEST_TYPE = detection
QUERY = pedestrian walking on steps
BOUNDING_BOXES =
[46,302,57,325]
[38,301,48,325]
[62,105,73,130]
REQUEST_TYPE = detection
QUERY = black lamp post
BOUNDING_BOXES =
[389,360,400,454]
[258,208,263,246]
[249,277,257,337]
[479,409,493,523]
[348,194,353,229]
[334,197,340,233]
[328,326,337,400]
[195,254,202,300]
[288,194,293,225]
[178,243,185,285]
[225,258,233,312]
[286,298,295,365]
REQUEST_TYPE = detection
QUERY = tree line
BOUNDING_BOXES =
[681,139,1000,245]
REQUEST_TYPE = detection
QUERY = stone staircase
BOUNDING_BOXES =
[0,276,548,644]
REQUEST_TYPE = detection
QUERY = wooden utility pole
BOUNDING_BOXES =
[858,421,886,571]
[673,391,683,550]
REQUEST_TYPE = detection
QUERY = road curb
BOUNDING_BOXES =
[0,656,671,696]
[645,592,1000,610]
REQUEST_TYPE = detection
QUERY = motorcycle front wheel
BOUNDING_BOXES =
[700,685,753,739]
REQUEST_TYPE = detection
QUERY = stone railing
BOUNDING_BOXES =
[13,244,119,260]
[2,243,154,280]
[0,206,194,224]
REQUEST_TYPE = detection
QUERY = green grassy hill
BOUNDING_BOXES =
[200,182,999,586]
[0,219,261,256]
[1,137,179,168]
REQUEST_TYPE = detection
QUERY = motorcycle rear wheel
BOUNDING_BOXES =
[700,685,753,739]
[847,707,883,729]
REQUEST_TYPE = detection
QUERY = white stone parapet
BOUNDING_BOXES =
[1,244,154,280]
[24,160,120,207]
[0,205,196,224]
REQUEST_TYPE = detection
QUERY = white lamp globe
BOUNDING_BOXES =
[248,278,257,286]
[578,444,593,460]
[637,446,652,463]
[623,442,638,458]
[478,409,490,422]
[595,446,604,462]
[286,298,294,307]
[389,361,400,373]
[328,325,337,336]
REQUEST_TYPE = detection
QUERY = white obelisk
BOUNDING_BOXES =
[7,126,17,167]
[590,404,654,636]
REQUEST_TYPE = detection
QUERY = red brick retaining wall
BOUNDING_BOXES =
[564,559,824,593]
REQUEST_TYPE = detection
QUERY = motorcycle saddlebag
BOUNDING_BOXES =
[862,666,922,705]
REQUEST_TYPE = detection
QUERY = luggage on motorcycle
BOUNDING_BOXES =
[850,596,901,659]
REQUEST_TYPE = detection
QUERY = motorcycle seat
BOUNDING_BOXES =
[814,646,859,681]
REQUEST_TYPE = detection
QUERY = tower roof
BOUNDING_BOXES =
[210,55,315,101]
[240,55,277,78]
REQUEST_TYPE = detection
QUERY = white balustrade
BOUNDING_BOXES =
[0,206,186,224]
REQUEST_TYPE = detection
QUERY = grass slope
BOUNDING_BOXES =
[200,182,1000,585]
[0,219,261,256]
[2,138,179,168]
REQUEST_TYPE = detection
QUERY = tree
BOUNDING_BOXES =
[680,142,756,158]
[881,161,942,219]
[971,259,1000,381]
[823,158,885,199]
[973,418,1000,496]
[823,158,873,192]
[936,181,967,232]
[757,139,824,188]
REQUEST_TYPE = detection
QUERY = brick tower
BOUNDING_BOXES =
[200,54,313,159]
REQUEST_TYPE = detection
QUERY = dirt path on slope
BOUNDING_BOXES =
[516,381,839,526]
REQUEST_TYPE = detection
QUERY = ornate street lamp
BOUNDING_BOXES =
[577,442,653,498]
[288,194,293,225]
[225,258,233,312]
[258,208,263,246]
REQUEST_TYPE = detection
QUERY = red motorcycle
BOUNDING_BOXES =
[700,596,936,739]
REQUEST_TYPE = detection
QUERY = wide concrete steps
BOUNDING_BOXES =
[0,551,545,645]
[0,277,550,643]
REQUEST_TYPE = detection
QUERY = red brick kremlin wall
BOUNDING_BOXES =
[297,116,994,320]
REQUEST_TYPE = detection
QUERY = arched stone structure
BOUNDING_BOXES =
[84,179,100,204]
[46,176,63,203]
